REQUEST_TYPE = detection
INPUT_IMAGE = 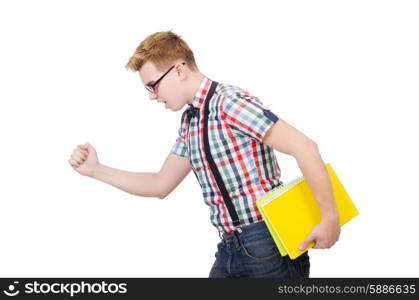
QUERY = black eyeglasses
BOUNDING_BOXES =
[145,62,185,93]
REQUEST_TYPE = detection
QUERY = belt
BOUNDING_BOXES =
[218,229,238,240]
[219,220,268,240]
[220,227,244,240]
[222,231,236,240]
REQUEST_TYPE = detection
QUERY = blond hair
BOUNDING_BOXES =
[125,31,198,72]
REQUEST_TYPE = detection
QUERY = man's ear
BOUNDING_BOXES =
[175,62,187,80]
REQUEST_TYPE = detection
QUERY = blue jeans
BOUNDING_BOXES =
[209,221,310,278]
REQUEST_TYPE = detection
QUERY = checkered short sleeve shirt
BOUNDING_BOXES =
[171,77,283,233]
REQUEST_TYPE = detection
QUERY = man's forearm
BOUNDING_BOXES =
[294,143,339,221]
[91,163,164,199]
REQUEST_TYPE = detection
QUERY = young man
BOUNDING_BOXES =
[68,31,340,278]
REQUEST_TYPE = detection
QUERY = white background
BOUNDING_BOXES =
[0,0,418,277]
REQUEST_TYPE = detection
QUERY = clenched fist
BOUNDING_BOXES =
[68,142,99,177]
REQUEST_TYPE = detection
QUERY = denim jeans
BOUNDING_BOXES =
[209,221,310,278]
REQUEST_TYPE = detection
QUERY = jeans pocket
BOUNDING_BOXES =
[287,252,310,278]
[298,252,310,278]
[239,234,280,262]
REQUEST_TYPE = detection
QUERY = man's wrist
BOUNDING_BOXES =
[321,209,340,224]
[91,163,102,179]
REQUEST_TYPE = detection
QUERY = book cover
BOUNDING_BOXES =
[256,163,359,259]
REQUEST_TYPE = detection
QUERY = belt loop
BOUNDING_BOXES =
[218,230,223,241]
[232,231,240,250]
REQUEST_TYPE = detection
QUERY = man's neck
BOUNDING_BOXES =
[186,72,205,104]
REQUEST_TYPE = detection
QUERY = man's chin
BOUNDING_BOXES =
[172,105,185,112]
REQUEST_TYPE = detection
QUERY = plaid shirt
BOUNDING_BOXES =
[171,77,282,233]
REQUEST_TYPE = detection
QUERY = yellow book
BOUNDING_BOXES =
[256,163,359,260]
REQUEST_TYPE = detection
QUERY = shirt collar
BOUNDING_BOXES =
[189,76,213,110]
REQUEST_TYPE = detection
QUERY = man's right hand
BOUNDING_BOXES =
[68,142,99,177]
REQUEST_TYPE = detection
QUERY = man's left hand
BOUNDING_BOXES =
[298,218,341,251]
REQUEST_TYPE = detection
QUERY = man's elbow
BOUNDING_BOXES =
[156,185,173,199]
[305,139,318,151]
[293,139,318,158]
[154,172,168,199]
[156,189,169,200]
[306,139,318,150]
[157,192,168,200]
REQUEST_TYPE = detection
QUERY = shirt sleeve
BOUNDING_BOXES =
[221,89,280,143]
[170,112,188,158]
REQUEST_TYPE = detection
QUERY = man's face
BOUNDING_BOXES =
[139,61,187,111]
